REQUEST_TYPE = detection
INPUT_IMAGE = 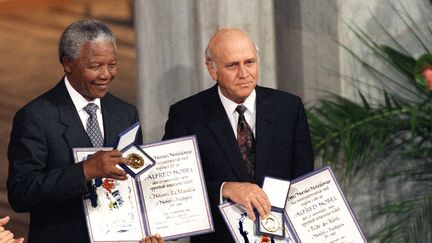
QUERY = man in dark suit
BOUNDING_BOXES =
[7,19,164,243]
[163,28,314,242]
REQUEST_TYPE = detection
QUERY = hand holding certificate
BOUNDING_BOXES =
[73,123,213,242]
[219,167,367,243]
[219,203,297,243]
[74,147,144,242]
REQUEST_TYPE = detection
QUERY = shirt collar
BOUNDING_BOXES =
[64,76,101,113]
[218,86,256,115]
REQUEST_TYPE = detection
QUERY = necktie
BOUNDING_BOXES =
[236,104,255,177]
[83,103,104,147]
[83,103,103,207]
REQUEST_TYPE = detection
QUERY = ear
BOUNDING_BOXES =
[205,61,218,81]
[62,58,73,74]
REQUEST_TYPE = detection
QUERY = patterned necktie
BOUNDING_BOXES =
[83,103,104,208]
[236,104,255,177]
[83,103,104,147]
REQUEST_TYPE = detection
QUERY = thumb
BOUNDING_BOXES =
[15,238,25,243]
[0,216,10,226]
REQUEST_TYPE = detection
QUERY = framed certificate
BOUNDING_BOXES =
[284,166,367,243]
[73,136,214,242]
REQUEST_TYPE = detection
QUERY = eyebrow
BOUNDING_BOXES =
[225,61,239,66]
[225,58,256,65]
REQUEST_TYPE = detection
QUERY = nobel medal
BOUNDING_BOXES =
[261,214,279,232]
[127,153,144,169]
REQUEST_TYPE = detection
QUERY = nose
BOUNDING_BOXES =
[98,66,111,80]
[238,64,248,78]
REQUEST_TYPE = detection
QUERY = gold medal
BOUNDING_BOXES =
[261,214,279,232]
[127,153,145,169]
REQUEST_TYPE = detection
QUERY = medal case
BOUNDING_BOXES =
[256,176,291,238]
[116,122,155,177]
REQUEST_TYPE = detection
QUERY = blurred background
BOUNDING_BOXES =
[1,0,431,242]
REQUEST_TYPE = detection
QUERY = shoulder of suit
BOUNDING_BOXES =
[15,82,64,116]
[99,93,138,122]
[170,86,215,108]
[256,86,303,104]
[102,93,136,109]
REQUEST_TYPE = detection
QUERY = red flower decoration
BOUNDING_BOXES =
[422,67,432,91]
[102,178,116,193]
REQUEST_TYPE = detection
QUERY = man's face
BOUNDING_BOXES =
[63,41,117,101]
[206,31,258,104]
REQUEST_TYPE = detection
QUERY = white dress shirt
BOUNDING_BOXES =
[218,86,256,138]
[64,76,104,138]
[218,86,257,203]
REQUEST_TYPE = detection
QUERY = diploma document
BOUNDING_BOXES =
[73,136,214,242]
[219,166,366,243]
[285,166,367,243]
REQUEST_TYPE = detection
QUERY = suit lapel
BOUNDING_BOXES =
[56,81,93,150]
[254,86,277,180]
[101,96,120,147]
[204,86,253,182]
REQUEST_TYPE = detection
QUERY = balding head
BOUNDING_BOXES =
[204,28,259,104]
[205,28,258,65]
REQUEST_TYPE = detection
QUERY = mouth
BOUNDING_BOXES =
[92,82,110,88]
[237,81,253,87]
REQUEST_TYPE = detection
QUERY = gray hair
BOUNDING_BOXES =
[58,19,116,64]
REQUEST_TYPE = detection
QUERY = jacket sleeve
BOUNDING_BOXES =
[7,108,88,212]
[162,105,188,140]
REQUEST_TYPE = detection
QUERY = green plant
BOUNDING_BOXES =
[307,1,432,242]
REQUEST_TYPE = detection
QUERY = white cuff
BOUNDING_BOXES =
[219,182,227,204]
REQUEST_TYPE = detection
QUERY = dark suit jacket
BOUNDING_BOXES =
[163,85,314,242]
[7,80,142,243]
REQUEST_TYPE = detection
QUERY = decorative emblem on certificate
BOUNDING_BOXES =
[261,214,279,232]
